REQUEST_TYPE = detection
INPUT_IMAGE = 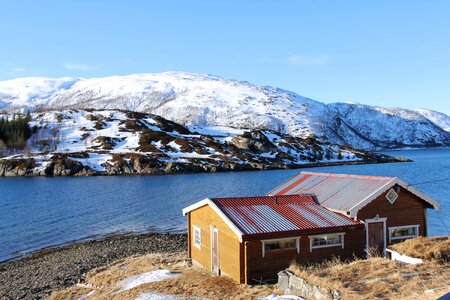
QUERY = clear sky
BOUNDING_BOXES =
[1,0,449,114]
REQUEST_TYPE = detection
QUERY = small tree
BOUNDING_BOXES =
[325,148,332,160]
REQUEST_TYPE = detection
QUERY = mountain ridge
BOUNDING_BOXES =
[1,72,449,150]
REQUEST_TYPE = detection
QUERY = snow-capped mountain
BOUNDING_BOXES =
[0,72,448,149]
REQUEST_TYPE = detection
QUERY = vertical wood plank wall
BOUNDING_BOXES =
[244,229,365,282]
[357,185,428,245]
[188,205,242,282]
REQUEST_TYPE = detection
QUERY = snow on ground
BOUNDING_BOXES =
[187,125,244,137]
[77,290,95,300]
[71,153,111,172]
[0,109,376,173]
[258,295,304,300]
[135,293,179,300]
[117,270,180,292]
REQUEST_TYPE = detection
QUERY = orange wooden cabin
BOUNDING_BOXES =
[182,194,365,283]
[182,172,440,284]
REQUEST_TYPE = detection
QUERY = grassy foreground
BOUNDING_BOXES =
[288,236,450,300]
[48,236,449,300]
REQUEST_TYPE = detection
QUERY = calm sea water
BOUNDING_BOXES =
[0,149,449,262]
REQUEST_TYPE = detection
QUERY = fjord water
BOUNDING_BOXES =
[0,149,449,262]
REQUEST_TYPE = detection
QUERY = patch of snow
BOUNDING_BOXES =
[135,292,179,300]
[386,249,423,264]
[118,270,180,292]
[259,295,304,300]
[78,290,95,300]
[187,125,244,137]
[71,153,111,172]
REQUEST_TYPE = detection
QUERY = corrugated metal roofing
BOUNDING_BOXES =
[211,195,361,237]
[268,171,395,213]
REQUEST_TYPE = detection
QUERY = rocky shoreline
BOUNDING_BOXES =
[0,153,410,177]
[0,233,187,300]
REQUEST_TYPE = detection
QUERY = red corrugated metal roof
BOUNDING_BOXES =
[268,172,395,213]
[211,195,362,239]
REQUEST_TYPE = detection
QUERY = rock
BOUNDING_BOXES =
[104,155,134,175]
[132,155,163,174]
[44,155,91,176]
[0,159,36,176]
[230,130,277,154]
[278,270,341,300]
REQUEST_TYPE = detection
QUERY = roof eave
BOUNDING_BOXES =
[242,224,364,241]
[181,198,244,243]
[348,178,441,217]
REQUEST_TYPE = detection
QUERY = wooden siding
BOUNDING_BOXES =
[244,228,365,283]
[188,205,243,283]
[357,184,428,246]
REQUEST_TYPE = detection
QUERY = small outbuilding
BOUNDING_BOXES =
[182,194,365,283]
[268,172,441,256]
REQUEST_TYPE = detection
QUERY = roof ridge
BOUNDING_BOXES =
[300,171,394,180]
[210,194,313,201]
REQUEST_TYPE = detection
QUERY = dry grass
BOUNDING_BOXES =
[288,256,450,300]
[389,236,450,259]
[48,252,273,300]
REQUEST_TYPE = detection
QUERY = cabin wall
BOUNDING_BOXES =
[244,228,365,283]
[357,184,428,246]
[188,205,243,283]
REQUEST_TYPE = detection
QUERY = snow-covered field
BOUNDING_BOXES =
[1,109,371,175]
[1,72,448,149]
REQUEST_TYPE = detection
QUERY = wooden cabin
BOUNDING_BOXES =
[268,172,441,256]
[182,194,365,284]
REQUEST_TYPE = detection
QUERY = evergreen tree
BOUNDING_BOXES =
[0,113,33,149]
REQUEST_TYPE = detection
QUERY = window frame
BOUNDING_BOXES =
[385,188,399,204]
[308,232,345,252]
[261,236,300,257]
[193,225,201,249]
[388,225,419,243]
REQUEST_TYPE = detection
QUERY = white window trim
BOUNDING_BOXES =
[308,232,345,252]
[261,236,300,257]
[388,225,419,243]
[385,188,399,204]
[193,225,201,249]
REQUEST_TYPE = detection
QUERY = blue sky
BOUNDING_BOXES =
[1,0,449,114]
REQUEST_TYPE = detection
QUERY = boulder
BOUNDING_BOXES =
[0,159,36,176]
[230,130,277,154]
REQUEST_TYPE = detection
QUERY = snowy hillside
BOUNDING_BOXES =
[0,72,448,149]
[326,103,450,149]
[0,110,399,176]
[415,108,450,132]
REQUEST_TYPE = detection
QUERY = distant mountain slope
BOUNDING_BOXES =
[325,103,450,149]
[414,108,450,132]
[0,109,399,176]
[0,72,448,149]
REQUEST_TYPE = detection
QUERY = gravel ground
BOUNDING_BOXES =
[0,233,187,300]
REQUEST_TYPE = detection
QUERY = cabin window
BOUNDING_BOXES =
[309,233,345,251]
[385,188,399,204]
[389,225,419,242]
[193,225,201,249]
[261,237,300,257]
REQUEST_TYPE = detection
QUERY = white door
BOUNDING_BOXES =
[211,228,219,274]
